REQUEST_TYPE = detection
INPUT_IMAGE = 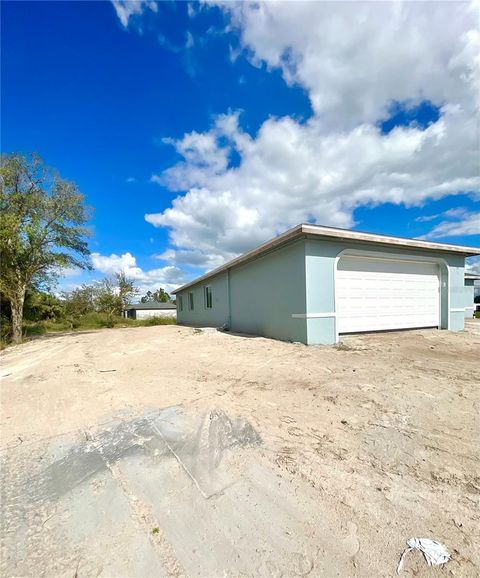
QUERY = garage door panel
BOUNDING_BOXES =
[336,257,440,334]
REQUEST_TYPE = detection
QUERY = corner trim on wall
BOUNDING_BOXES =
[292,312,336,319]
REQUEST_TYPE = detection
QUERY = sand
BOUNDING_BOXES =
[1,321,479,577]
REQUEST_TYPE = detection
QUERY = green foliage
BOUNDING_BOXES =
[93,272,137,317]
[0,153,92,343]
[1,315,12,344]
[72,312,120,329]
[0,153,92,292]
[57,272,137,325]
[24,318,73,336]
[23,289,64,321]
[139,315,176,326]
[18,312,175,342]
[140,288,170,303]
[335,342,355,351]
[62,284,96,317]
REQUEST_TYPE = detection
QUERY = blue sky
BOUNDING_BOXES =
[2,1,479,293]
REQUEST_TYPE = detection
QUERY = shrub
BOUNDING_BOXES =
[141,316,176,326]
[2,311,176,347]
[73,312,117,329]
[1,315,12,346]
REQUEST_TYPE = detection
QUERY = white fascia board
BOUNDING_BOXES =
[173,223,480,294]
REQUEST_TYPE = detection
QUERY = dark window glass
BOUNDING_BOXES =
[204,286,213,309]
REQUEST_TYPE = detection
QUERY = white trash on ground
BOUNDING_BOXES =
[397,538,450,574]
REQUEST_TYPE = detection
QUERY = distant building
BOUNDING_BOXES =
[124,302,176,320]
[464,274,480,317]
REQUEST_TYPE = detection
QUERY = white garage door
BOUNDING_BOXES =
[336,256,440,334]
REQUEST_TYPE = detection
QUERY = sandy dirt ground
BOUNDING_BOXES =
[1,321,479,577]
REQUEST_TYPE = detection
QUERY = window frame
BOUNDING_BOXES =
[178,295,183,312]
[204,285,213,309]
[188,291,194,311]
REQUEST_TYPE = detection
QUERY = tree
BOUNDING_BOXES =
[23,289,64,322]
[94,272,137,317]
[140,287,170,303]
[0,153,91,343]
[62,284,97,317]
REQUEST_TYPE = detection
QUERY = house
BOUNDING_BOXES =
[123,302,176,320]
[172,224,480,345]
[463,274,480,317]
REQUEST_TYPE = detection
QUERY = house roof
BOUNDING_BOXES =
[173,223,480,294]
[125,302,176,310]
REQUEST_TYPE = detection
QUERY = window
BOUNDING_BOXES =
[204,286,213,309]
[178,295,183,311]
[188,292,194,311]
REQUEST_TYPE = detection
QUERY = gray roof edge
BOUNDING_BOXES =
[172,224,303,294]
[301,224,480,256]
[173,223,480,294]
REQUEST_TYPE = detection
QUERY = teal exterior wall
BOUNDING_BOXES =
[176,271,229,327]
[176,235,468,345]
[229,239,307,343]
[304,239,338,345]
[176,239,308,343]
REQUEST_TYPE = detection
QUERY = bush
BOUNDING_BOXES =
[100,318,115,328]
[23,318,73,337]
[1,315,12,347]
[141,316,176,326]
[2,311,176,347]
[71,312,117,329]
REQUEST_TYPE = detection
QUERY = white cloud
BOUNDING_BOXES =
[91,251,185,293]
[416,207,470,224]
[111,0,158,28]
[141,1,479,270]
[185,30,194,50]
[423,212,480,239]
[56,266,83,279]
[147,105,479,267]
[187,3,198,19]
[91,251,137,275]
[217,1,479,128]
[416,214,441,223]
[466,256,480,276]
[155,248,225,270]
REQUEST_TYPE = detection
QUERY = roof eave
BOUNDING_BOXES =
[172,224,304,293]
[172,223,480,293]
[300,224,480,256]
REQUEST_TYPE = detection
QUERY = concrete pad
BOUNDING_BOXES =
[1,406,267,577]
